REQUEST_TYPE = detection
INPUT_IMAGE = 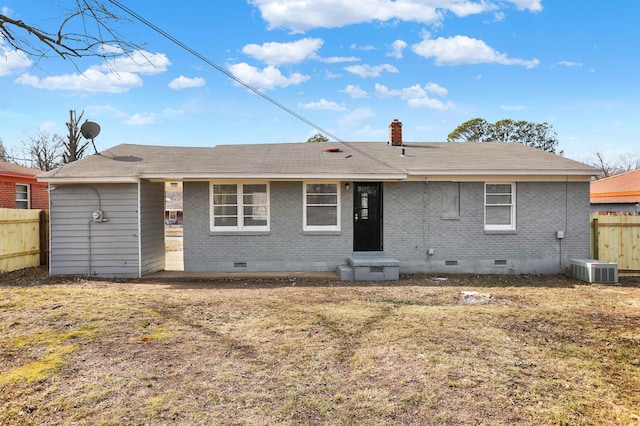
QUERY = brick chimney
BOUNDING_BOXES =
[389,118,402,146]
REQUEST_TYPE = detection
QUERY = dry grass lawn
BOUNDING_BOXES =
[1,267,639,425]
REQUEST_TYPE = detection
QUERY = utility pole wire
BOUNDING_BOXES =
[108,0,341,142]
[107,0,405,174]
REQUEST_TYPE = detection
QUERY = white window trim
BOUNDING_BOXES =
[15,183,30,209]
[303,182,341,232]
[484,182,516,231]
[210,182,270,232]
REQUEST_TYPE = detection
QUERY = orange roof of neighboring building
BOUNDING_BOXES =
[0,160,43,176]
[0,160,44,184]
[590,168,640,204]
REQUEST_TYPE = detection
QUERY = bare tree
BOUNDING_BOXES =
[63,110,91,163]
[618,153,639,173]
[0,139,9,162]
[0,1,140,63]
[22,130,63,171]
[590,152,640,179]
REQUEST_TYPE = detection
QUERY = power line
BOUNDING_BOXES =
[108,0,341,142]
[107,0,405,174]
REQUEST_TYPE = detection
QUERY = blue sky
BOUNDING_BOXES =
[1,0,638,164]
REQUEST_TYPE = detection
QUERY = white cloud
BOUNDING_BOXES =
[508,0,543,12]
[162,107,185,116]
[553,61,583,67]
[169,75,206,90]
[319,56,360,63]
[344,64,398,78]
[10,46,171,93]
[341,84,368,99]
[338,107,376,127]
[228,63,310,89]
[250,0,499,32]
[387,40,408,59]
[15,69,143,93]
[375,83,454,110]
[0,41,33,76]
[412,34,539,68]
[37,120,57,133]
[298,98,347,111]
[242,38,323,65]
[407,97,453,109]
[350,44,376,51]
[125,112,157,125]
[425,82,448,97]
[100,47,170,75]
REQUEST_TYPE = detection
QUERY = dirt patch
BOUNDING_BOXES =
[1,268,639,425]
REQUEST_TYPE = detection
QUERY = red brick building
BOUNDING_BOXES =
[0,161,49,209]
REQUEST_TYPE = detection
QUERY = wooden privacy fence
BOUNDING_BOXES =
[591,213,640,275]
[0,208,49,273]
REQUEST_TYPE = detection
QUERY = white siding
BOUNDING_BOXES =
[50,184,140,278]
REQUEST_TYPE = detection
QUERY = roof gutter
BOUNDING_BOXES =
[406,169,598,176]
[37,176,140,184]
[140,172,408,181]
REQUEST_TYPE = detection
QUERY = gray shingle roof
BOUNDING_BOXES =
[38,141,597,182]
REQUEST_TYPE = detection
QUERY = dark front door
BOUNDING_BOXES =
[353,182,382,251]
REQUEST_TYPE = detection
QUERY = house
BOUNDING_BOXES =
[165,182,183,225]
[0,160,49,209]
[590,169,640,215]
[38,120,598,279]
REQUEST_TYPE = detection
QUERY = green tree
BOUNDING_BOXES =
[448,118,560,153]
[447,118,492,142]
[307,133,329,143]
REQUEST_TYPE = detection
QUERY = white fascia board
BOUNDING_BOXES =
[37,176,140,184]
[142,173,407,181]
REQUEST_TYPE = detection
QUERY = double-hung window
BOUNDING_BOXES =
[485,183,515,230]
[304,183,340,231]
[15,184,29,209]
[211,183,269,231]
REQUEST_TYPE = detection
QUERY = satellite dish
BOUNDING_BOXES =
[80,121,101,139]
[80,121,101,155]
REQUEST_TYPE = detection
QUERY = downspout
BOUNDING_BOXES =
[85,185,103,277]
[137,179,142,278]
[559,177,570,276]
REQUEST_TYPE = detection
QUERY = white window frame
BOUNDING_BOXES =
[484,182,516,231]
[210,182,270,232]
[15,183,30,209]
[303,182,340,231]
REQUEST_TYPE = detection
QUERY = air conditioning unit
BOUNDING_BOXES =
[571,259,618,284]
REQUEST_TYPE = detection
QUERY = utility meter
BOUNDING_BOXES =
[92,210,103,222]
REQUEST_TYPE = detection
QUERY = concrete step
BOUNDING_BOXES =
[339,253,400,281]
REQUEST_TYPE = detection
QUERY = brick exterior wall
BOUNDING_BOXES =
[183,179,591,274]
[30,183,49,209]
[184,181,353,272]
[0,181,48,209]
[0,181,14,208]
[384,181,591,274]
